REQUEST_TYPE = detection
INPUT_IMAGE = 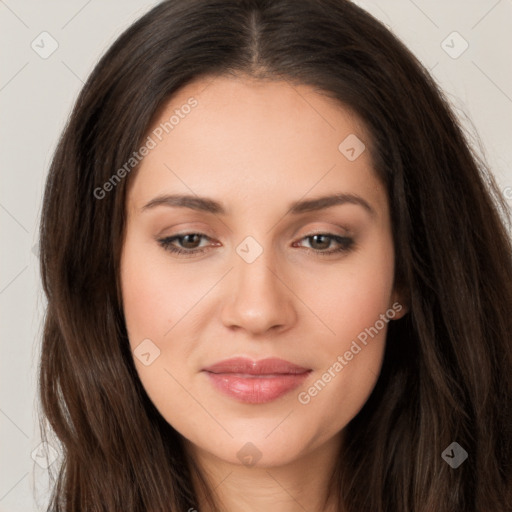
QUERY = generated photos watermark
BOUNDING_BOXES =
[297,301,403,405]
[93,97,198,200]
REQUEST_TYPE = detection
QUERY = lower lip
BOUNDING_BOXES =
[203,371,311,404]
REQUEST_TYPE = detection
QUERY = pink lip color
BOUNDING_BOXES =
[202,357,311,404]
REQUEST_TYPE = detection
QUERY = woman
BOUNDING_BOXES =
[37,0,512,510]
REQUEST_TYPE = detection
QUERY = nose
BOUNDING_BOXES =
[220,245,297,336]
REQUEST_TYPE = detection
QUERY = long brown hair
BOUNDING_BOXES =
[38,0,512,510]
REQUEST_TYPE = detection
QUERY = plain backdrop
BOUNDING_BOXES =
[1,0,511,510]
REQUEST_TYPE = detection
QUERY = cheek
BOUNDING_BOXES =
[120,238,202,422]
[299,240,395,346]
[120,238,196,343]
[291,240,394,424]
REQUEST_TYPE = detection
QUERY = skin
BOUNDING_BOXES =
[120,74,407,512]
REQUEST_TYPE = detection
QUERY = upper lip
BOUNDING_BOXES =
[202,357,310,375]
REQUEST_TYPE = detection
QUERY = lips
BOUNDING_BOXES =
[202,357,311,404]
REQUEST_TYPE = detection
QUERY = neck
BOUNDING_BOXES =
[184,433,344,512]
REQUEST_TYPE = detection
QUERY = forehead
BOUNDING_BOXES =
[126,74,387,219]
[163,73,363,140]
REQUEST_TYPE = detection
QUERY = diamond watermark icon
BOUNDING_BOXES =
[236,442,262,467]
[133,338,161,366]
[338,134,366,161]
[441,32,469,60]
[31,31,59,59]
[236,236,263,264]
[441,442,468,468]
[31,441,59,469]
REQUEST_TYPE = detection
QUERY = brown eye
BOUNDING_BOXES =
[293,233,354,256]
[158,233,212,256]
[176,233,203,249]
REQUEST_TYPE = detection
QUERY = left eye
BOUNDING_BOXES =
[293,233,354,254]
[158,233,213,256]
[157,232,354,257]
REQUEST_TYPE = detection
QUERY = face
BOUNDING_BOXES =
[120,74,406,469]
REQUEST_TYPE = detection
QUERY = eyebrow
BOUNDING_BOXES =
[141,193,376,217]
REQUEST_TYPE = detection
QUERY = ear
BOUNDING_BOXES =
[389,286,409,320]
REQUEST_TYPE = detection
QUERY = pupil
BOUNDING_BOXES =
[183,234,200,248]
[312,234,329,250]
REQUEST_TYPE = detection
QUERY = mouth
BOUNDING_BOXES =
[201,357,312,404]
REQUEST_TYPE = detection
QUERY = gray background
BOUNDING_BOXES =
[1,1,511,510]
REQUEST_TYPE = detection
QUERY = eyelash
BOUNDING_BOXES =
[157,232,355,258]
